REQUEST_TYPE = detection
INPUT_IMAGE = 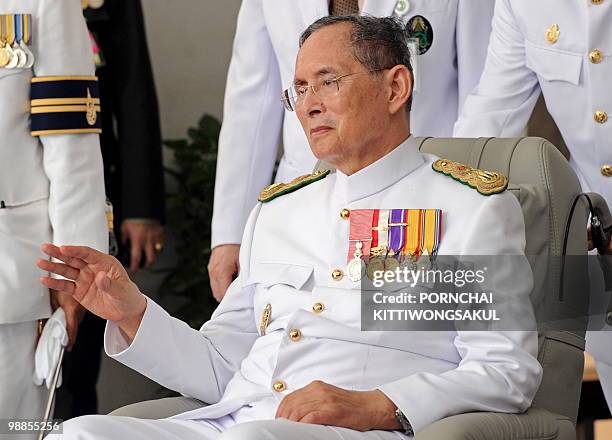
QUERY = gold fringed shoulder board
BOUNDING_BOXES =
[258,170,330,203]
[432,159,508,195]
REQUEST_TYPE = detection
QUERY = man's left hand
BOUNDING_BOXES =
[275,380,401,432]
[50,289,86,351]
[121,220,164,272]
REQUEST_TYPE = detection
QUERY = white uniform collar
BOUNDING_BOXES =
[334,135,425,203]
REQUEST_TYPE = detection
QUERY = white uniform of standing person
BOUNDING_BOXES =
[0,0,107,433]
[209,0,495,300]
[453,0,612,409]
[43,16,540,440]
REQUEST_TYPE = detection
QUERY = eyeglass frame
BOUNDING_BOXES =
[281,68,391,112]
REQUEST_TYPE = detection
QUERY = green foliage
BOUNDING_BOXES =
[160,114,221,328]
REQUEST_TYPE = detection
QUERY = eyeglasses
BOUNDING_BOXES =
[281,69,389,112]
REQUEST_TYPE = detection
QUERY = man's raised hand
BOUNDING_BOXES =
[37,244,147,342]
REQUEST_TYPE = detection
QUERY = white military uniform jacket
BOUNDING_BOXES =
[0,0,106,324]
[452,0,612,405]
[211,0,495,248]
[454,0,612,211]
[106,137,542,434]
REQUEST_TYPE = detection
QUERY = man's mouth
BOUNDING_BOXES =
[310,126,333,137]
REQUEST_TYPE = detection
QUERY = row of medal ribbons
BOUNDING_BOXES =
[347,208,442,281]
[0,14,34,69]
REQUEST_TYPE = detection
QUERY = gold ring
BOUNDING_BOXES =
[155,242,163,252]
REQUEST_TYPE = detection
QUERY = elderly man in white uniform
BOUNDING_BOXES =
[41,16,541,440]
[453,0,612,409]
[209,0,495,302]
[0,0,106,430]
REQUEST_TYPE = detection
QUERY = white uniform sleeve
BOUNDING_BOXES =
[35,0,107,252]
[455,0,495,113]
[453,0,541,137]
[378,193,542,433]
[104,205,262,403]
[211,0,284,248]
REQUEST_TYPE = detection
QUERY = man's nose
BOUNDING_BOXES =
[303,87,324,117]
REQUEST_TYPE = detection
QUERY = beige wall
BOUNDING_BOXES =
[142,0,242,139]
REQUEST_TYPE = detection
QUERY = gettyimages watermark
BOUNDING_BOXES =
[359,254,612,332]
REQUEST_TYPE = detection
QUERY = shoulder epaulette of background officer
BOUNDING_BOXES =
[258,170,330,203]
[432,159,508,196]
[30,76,101,136]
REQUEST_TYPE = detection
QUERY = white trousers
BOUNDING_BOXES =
[49,415,408,440]
[0,321,46,440]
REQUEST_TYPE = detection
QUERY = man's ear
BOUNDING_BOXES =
[387,65,412,115]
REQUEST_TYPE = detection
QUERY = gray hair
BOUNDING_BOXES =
[299,15,413,110]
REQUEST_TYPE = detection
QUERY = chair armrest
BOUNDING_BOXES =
[108,397,206,419]
[414,408,574,440]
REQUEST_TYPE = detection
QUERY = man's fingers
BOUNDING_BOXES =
[130,239,143,272]
[144,238,156,268]
[60,245,104,265]
[208,245,241,301]
[40,277,76,295]
[287,398,321,422]
[211,275,233,303]
[41,243,87,269]
[275,390,302,419]
[120,222,129,245]
[277,398,320,423]
[300,411,327,425]
[64,310,78,351]
[37,259,80,281]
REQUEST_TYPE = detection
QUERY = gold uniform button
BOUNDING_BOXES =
[592,0,603,4]
[272,381,286,392]
[589,50,603,64]
[331,269,344,281]
[288,329,301,341]
[602,165,612,177]
[594,110,609,124]
[546,24,560,44]
[340,208,350,219]
[312,302,325,313]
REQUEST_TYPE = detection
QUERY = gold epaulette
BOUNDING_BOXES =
[258,170,330,203]
[432,159,508,195]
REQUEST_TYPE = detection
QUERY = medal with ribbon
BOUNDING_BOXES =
[348,208,443,280]
[12,15,27,68]
[387,209,408,272]
[0,14,33,69]
[18,14,34,68]
[367,209,390,279]
[346,210,374,282]
[401,209,423,269]
[402,209,442,270]
[0,15,15,68]
[422,209,442,263]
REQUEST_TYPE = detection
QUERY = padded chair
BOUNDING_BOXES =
[110,137,606,440]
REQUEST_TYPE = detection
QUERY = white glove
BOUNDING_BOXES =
[33,308,68,389]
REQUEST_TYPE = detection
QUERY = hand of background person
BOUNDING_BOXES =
[49,289,86,351]
[208,244,240,302]
[121,220,164,272]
